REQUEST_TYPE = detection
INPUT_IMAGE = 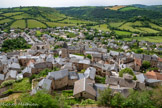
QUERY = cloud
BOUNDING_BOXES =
[0,0,162,8]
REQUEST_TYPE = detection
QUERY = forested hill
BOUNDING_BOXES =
[56,6,162,23]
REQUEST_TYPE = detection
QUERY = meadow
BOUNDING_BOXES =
[27,20,46,28]
[10,20,26,28]
[122,36,162,43]
[91,24,111,32]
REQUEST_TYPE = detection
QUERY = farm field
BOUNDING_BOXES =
[109,22,123,27]
[59,18,95,24]
[138,27,159,33]
[91,24,111,32]
[118,21,161,33]
[27,20,46,28]
[47,22,75,27]
[2,12,23,17]
[122,36,162,43]
[119,6,141,11]
[0,19,12,24]
[107,6,126,10]
[114,30,132,35]
[10,20,26,28]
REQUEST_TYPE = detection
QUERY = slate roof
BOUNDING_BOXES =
[133,54,143,59]
[38,78,52,91]
[5,70,17,80]
[143,55,151,61]
[73,78,96,97]
[68,72,78,80]
[79,59,90,65]
[136,73,146,83]
[78,73,85,80]
[110,51,119,57]
[0,74,4,80]
[47,69,69,80]
[84,67,96,80]
[22,67,32,74]
[8,62,21,70]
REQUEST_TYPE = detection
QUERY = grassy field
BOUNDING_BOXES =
[12,13,31,19]
[119,21,161,33]
[91,24,111,32]
[107,6,126,10]
[3,12,23,17]
[59,18,95,24]
[122,36,162,43]
[119,6,140,11]
[138,27,159,33]
[149,23,162,30]
[109,22,123,27]
[47,22,75,27]
[119,22,142,32]
[114,30,132,35]
[10,20,26,28]
[0,19,12,24]
[27,20,46,28]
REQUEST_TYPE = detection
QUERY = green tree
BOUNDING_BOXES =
[97,88,112,106]
[119,68,134,77]
[141,60,151,71]
[87,54,92,59]
[1,37,31,52]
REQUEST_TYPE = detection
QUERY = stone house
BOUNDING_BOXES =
[0,61,3,73]
[60,48,69,58]
[31,43,50,51]
[71,59,90,71]
[84,67,96,80]
[8,62,21,72]
[5,70,17,80]
[157,58,162,72]
[22,67,32,77]
[68,72,78,87]
[0,74,4,84]
[133,54,143,71]
[73,78,96,100]
[91,53,102,62]
[46,70,69,90]
[31,78,52,95]
[151,55,158,68]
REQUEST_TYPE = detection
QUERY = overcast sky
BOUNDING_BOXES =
[0,0,162,8]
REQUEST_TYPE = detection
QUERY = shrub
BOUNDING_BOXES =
[2,89,13,95]
[119,68,134,77]
[19,91,65,108]
[80,99,95,105]
[87,54,92,59]
[142,60,151,71]
[97,88,112,106]
[1,80,15,88]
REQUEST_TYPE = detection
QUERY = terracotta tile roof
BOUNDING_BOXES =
[145,71,162,80]
[27,60,35,66]
[158,57,162,62]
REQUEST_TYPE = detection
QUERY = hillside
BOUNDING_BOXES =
[0,7,95,30]
[57,6,162,24]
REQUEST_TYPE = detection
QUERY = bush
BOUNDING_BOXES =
[119,68,134,77]
[95,76,106,84]
[1,37,31,52]
[97,88,112,106]
[1,80,15,88]
[142,60,151,71]
[87,54,92,59]
[20,91,70,108]
[2,89,13,95]
[80,99,95,105]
